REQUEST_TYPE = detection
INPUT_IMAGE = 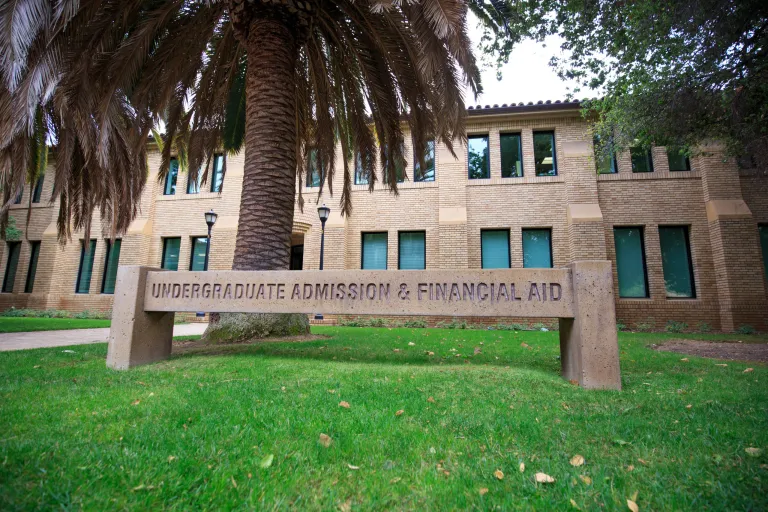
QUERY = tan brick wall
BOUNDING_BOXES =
[1,108,766,331]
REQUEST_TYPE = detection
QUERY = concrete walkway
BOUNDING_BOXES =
[0,323,208,352]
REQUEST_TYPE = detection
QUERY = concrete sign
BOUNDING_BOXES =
[107,261,622,390]
[142,269,574,318]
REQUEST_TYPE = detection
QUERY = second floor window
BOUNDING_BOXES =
[501,133,523,178]
[630,148,654,173]
[354,153,369,185]
[413,141,435,182]
[32,176,44,203]
[468,135,489,179]
[164,158,179,195]
[307,150,322,188]
[211,154,224,192]
[594,135,617,174]
[667,148,690,171]
[533,131,557,176]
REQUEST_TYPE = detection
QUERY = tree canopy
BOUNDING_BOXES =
[480,0,768,165]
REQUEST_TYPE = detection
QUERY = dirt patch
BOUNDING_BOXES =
[172,334,330,355]
[653,339,768,363]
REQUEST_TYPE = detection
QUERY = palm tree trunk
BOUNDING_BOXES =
[233,16,298,271]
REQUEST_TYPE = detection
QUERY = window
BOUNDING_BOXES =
[413,141,435,182]
[187,172,202,194]
[382,144,405,184]
[630,148,654,173]
[522,229,553,268]
[361,232,387,269]
[594,135,617,174]
[468,135,489,179]
[210,154,224,192]
[189,237,208,271]
[290,245,304,270]
[398,231,426,270]
[500,133,523,178]
[2,242,21,292]
[758,225,768,279]
[164,158,179,195]
[614,227,649,298]
[13,188,22,204]
[32,176,44,203]
[533,131,557,176]
[667,148,690,171]
[307,150,322,187]
[24,241,41,293]
[659,226,695,298]
[75,240,97,294]
[101,239,121,294]
[481,230,510,269]
[161,237,181,271]
[354,153,369,185]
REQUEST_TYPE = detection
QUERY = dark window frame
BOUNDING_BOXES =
[659,225,697,299]
[24,241,41,293]
[100,238,122,294]
[2,241,21,293]
[413,140,436,182]
[533,130,558,176]
[306,149,323,188]
[210,154,225,192]
[75,239,97,294]
[760,224,768,280]
[613,226,650,299]
[480,229,511,269]
[189,236,209,271]
[361,231,388,270]
[186,172,201,194]
[13,187,22,204]
[467,134,490,180]
[161,237,182,271]
[354,153,369,186]
[32,176,44,203]
[397,230,427,270]
[500,132,524,178]
[164,158,179,195]
[522,228,553,268]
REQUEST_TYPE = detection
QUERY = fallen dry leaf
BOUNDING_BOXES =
[744,368,754,373]
[680,358,689,362]
[686,404,692,409]
[479,487,489,496]
[319,433,333,448]
[637,458,649,466]
[390,477,401,484]
[426,351,435,356]
[745,447,762,457]
[338,499,352,512]
[393,349,401,353]
[347,464,360,470]
[627,465,635,472]
[131,400,140,406]
[534,472,555,483]
[570,454,585,467]
[327,389,336,394]
[167,456,176,463]
[395,409,404,416]
[521,342,531,349]
[427,396,436,403]
[715,363,728,367]
[570,498,581,510]
[627,499,639,512]
[339,401,351,409]
[408,342,415,346]
[578,475,592,485]
[231,476,237,488]
[494,469,504,480]
[519,462,525,472]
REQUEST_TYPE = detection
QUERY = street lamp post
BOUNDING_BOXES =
[315,204,330,320]
[204,209,218,271]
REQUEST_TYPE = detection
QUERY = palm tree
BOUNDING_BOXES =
[1,0,509,333]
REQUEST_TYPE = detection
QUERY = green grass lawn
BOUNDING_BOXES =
[0,317,111,333]
[0,327,766,510]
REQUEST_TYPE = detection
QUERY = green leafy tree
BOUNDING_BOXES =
[481,0,768,165]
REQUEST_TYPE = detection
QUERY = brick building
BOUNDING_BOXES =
[2,100,767,331]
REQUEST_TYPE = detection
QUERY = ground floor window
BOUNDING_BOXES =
[361,233,387,269]
[161,238,181,271]
[659,226,696,298]
[24,241,41,293]
[481,230,510,269]
[101,239,122,294]
[760,224,768,279]
[614,227,649,298]
[290,245,304,270]
[2,242,21,293]
[76,240,97,294]
[189,237,208,271]
[522,229,553,268]
[398,231,426,269]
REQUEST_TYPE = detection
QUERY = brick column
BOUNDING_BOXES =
[560,136,607,262]
[698,144,768,330]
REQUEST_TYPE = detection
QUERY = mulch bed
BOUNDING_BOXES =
[653,339,768,363]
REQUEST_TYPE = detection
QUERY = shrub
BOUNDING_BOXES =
[435,320,469,330]
[665,320,688,333]
[531,322,547,331]
[1,308,110,319]
[736,324,755,335]
[696,322,712,333]
[403,320,427,328]
[634,320,655,332]
[616,322,627,332]
[494,323,527,331]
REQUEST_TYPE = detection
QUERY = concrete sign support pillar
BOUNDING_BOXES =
[106,266,174,370]
[107,265,622,390]
[558,261,621,389]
